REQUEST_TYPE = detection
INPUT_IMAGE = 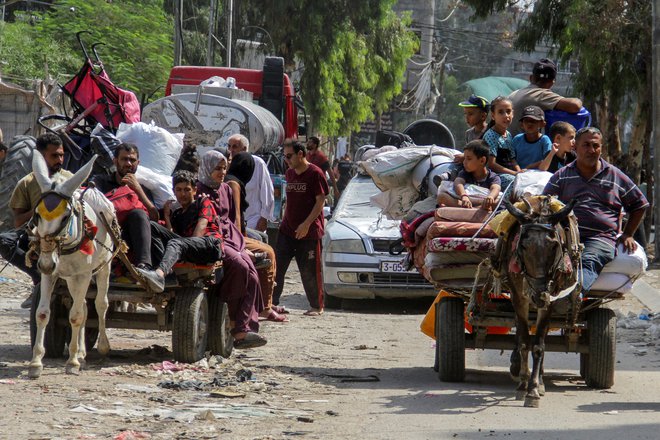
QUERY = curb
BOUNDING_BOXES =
[631,280,660,313]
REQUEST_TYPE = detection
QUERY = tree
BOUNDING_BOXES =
[0,19,78,87]
[463,0,652,183]
[233,0,418,135]
[35,0,174,101]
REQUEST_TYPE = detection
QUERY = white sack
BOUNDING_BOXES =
[359,147,431,191]
[370,184,419,220]
[590,273,633,294]
[361,145,398,162]
[81,187,116,222]
[511,170,553,201]
[601,242,647,276]
[135,165,175,209]
[116,122,184,176]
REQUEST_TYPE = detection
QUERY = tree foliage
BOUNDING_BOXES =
[462,0,651,182]
[234,0,418,135]
[0,19,78,87]
[35,0,174,99]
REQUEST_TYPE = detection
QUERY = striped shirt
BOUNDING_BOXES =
[543,159,648,246]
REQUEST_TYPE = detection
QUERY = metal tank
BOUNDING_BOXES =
[141,88,285,157]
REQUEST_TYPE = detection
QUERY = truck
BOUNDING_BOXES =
[164,57,305,141]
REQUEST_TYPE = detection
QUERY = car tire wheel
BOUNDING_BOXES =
[324,292,342,310]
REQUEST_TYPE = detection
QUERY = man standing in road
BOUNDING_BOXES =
[273,141,329,316]
[543,127,648,292]
[226,133,275,233]
[306,136,339,201]
[508,58,583,135]
[0,133,72,307]
[90,143,159,277]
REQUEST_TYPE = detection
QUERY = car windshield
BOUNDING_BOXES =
[334,176,385,219]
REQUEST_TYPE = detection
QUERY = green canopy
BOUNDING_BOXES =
[462,76,529,101]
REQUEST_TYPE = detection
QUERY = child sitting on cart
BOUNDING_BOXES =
[437,139,501,211]
[137,170,266,348]
[136,170,223,292]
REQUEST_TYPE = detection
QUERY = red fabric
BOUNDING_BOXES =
[280,164,329,240]
[400,212,435,248]
[105,186,148,224]
[63,61,140,130]
[171,197,222,239]
[306,150,330,171]
[80,218,98,255]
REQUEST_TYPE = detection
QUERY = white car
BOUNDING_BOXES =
[322,175,435,303]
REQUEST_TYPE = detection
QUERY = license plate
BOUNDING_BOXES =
[380,261,409,273]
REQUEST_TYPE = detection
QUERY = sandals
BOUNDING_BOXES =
[261,309,289,322]
[271,305,289,314]
[233,332,268,349]
[303,309,324,317]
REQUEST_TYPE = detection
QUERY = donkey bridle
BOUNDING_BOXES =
[515,222,566,300]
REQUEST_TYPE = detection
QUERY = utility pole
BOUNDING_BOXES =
[173,0,183,66]
[226,0,233,67]
[206,0,217,66]
[654,0,660,260]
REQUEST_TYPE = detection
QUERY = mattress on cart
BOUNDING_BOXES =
[424,264,489,282]
[425,250,490,266]
[426,221,497,239]
[426,236,497,253]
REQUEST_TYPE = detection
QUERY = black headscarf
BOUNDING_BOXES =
[225,152,255,227]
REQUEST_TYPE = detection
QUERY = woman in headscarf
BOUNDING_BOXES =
[196,151,267,348]
[225,151,255,235]
[199,151,287,323]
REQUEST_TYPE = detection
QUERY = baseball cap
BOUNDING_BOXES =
[533,58,557,81]
[458,95,490,110]
[519,105,545,121]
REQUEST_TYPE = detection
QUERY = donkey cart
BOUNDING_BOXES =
[433,275,619,390]
[425,198,643,401]
[29,217,234,364]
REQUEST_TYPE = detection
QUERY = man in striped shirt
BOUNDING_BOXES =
[543,127,648,292]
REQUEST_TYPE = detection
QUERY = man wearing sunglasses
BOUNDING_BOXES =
[273,141,329,316]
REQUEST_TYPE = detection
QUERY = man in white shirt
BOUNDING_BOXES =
[227,134,275,232]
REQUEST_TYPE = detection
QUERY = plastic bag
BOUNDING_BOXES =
[510,170,553,201]
[135,165,175,209]
[116,122,184,176]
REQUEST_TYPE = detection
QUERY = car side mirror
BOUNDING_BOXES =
[297,124,307,136]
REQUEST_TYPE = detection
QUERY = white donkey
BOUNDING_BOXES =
[29,153,116,378]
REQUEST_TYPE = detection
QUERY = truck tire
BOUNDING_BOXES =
[0,136,35,232]
[260,56,284,119]
[172,287,209,363]
[207,293,233,358]
[436,297,465,382]
[585,307,616,389]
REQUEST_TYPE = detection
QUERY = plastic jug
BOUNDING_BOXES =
[544,107,592,131]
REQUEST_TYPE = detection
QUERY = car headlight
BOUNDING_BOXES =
[326,239,365,254]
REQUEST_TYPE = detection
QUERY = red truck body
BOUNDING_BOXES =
[166,65,299,139]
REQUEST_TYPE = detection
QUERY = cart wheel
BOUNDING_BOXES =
[172,287,209,363]
[207,293,233,358]
[436,297,465,382]
[585,307,616,389]
[579,353,589,379]
[30,286,67,358]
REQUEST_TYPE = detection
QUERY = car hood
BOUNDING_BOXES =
[331,216,400,239]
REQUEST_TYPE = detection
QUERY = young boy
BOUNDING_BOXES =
[459,94,490,143]
[512,105,553,169]
[136,170,223,293]
[437,140,501,211]
[538,121,577,173]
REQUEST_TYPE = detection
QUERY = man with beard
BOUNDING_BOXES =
[90,143,159,276]
[0,133,73,307]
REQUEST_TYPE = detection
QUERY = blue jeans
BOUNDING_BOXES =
[581,238,615,292]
